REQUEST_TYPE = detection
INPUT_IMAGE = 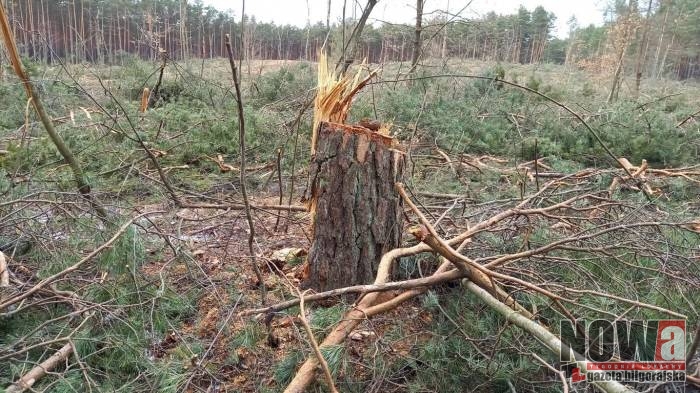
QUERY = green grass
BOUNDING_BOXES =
[1,56,698,392]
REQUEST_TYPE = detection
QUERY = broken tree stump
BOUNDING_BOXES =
[303,121,405,292]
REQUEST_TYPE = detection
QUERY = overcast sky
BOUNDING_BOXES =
[201,0,609,39]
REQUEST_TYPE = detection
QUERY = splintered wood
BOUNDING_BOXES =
[303,56,404,291]
[311,52,379,155]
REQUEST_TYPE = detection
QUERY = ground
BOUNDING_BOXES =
[1,57,699,392]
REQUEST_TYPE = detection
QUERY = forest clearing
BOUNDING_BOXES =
[0,0,699,392]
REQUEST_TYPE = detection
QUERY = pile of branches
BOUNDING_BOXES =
[247,161,699,392]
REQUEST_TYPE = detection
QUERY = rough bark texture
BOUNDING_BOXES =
[303,121,404,291]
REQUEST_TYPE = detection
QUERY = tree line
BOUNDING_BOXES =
[566,0,700,80]
[1,0,698,80]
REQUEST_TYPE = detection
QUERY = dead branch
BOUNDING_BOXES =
[530,352,569,393]
[4,312,95,391]
[240,269,463,316]
[397,182,564,303]
[0,211,163,311]
[0,251,8,288]
[181,202,307,212]
[297,289,338,393]
[677,108,700,128]
[148,50,167,108]
[466,281,636,393]
[409,225,537,316]
[336,0,378,75]
[5,342,74,393]
[226,33,265,304]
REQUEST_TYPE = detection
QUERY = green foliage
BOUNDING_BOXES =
[274,349,304,386]
[363,64,699,167]
[0,82,25,129]
[98,225,145,275]
[149,360,189,393]
[311,305,346,338]
[1,45,699,393]
[526,73,543,92]
[232,322,265,349]
[320,345,346,376]
[473,64,506,94]
[252,65,315,105]
[403,289,554,392]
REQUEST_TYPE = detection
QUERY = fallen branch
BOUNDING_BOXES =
[182,201,307,212]
[283,244,438,392]
[465,281,636,393]
[240,269,463,316]
[409,225,536,317]
[5,342,74,393]
[297,289,338,393]
[283,178,570,391]
[4,312,95,391]
[0,211,162,311]
[0,251,8,288]
[397,182,563,305]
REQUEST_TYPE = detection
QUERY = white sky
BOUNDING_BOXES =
[202,0,609,39]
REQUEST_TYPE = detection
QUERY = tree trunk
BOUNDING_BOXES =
[409,0,423,75]
[634,0,653,98]
[303,122,405,292]
[336,0,378,75]
[652,0,670,79]
[180,0,188,59]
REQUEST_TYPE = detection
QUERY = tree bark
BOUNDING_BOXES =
[303,122,404,292]
[409,0,423,75]
[634,0,653,98]
[5,343,74,393]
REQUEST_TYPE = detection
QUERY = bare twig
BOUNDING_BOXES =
[225,34,266,305]
[336,0,378,75]
[687,323,700,365]
[240,269,463,316]
[530,352,568,393]
[274,147,284,231]
[0,212,162,311]
[297,289,339,393]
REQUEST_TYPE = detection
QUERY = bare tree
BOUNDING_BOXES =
[336,0,378,75]
[409,0,423,75]
[634,0,653,98]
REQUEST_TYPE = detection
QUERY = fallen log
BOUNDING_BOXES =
[5,343,74,393]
